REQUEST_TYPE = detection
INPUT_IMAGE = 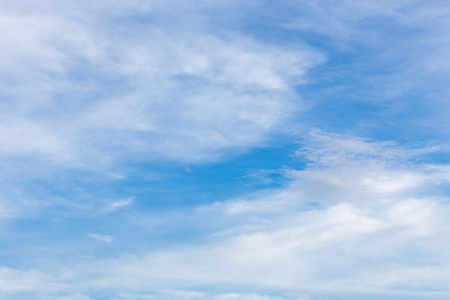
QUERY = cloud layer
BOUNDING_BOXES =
[0,1,322,170]
[2,134,450,299]
[80,133,449,298]
[2,1,450,299]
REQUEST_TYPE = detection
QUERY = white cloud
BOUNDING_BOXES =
[0,0,324,224]
[285,0,450,96]
[87,233,115,243]
[0,1,323,172]
[80,32,316,163]
[1,134,450,299]
[210,293,286,300]
[2,1,450,299]
[113,291,290,300]
[0,267,62,294]
[106,198,134,212]
[70,134,450,298]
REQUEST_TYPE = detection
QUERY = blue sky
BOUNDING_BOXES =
[1,0,450,299]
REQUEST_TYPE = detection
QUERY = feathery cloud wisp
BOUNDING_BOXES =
[87,233,115,243]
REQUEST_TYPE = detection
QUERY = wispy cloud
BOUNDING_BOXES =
[0,0,323,227]
[2,1,450,300]
[87,233,115,243]
[3,130,450,299]
[74,135,450,297]
[0,3,323,172]
[106,198,134,212]
[0,267,62,295]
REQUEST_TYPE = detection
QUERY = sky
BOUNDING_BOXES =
[1,0,450,299]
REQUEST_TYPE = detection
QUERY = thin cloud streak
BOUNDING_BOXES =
[106,198,134,212]
[87,233,115,243]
